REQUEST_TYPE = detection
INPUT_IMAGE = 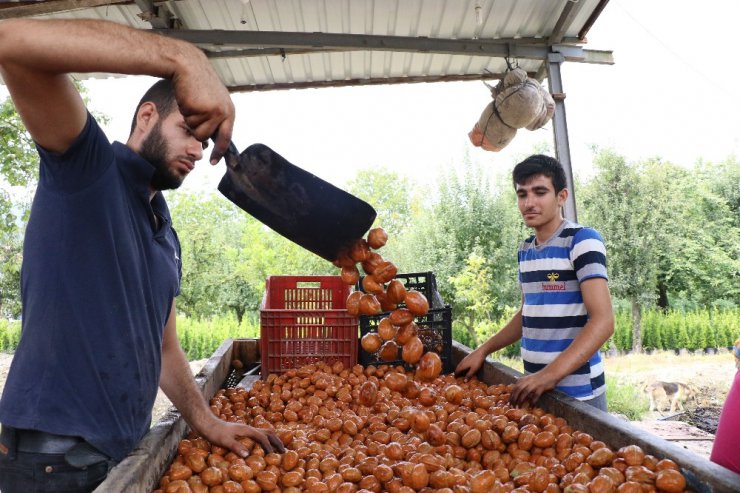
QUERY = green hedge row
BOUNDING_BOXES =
[0,316,259,360]
[0,320,20,351]
[177,315,260,360]
[2,307,737,357]
[610,307,739,351]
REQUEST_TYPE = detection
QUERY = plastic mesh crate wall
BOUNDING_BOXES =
[260,276,358,377]
[359,306,453,374]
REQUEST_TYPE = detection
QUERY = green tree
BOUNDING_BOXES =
[167,192,243,318]
[0,95,37,318]
[221,217,333,321]
[0,96,39,186]
[346,167,414,240]
[580,149,660,352]
[168,191,335,321]
[345,166,418,271]
[394,157,524,348]
[701,156,740,230]
[449,249,496,347]
[642,159,740,307]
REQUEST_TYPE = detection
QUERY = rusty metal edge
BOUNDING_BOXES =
[452,341,740,493]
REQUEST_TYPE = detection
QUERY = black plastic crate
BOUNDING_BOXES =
[356,271,445,309]
[359,305,453,374]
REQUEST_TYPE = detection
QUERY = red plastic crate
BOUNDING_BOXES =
[260,276,358,377]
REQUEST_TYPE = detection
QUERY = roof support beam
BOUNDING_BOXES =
[0,0,130,19]
[547,52,577,222]
[549,0,589,45]
[157,30,613,65]
[226,72,527,93]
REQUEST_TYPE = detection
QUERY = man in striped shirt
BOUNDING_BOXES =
[456,155,614,411]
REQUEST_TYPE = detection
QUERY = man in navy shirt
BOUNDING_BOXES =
[0,18,282,492]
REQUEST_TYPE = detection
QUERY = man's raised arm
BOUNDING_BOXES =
[0,18,233,163]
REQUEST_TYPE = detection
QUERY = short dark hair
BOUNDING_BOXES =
[512,154,567,193]
[129,79,178,136]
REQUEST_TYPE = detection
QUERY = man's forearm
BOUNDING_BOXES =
[0,18,200,79]
[159,302,215,435]
[160,343,214,435]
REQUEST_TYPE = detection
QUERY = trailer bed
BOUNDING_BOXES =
[95,338,740,492]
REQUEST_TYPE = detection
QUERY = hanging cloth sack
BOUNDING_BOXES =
[468,101,517,152]
[494,77,544,129]
[525,84,555,131]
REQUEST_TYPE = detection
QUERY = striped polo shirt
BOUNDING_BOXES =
[518,220,608,400]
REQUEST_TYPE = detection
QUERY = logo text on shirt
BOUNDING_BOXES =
[542,272,566,291]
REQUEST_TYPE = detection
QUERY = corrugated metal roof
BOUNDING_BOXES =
[0,0,613,92]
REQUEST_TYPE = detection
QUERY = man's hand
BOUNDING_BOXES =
[200,419,285,457]
[455,348,487,380]
[171,57,235,165]
[509,370,559,407]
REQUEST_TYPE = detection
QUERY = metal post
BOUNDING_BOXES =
[546,52,577,222]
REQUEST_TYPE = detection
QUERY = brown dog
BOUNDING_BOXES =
[645,381,696,413]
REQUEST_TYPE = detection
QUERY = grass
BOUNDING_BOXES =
[604,350,732,373]
[605,376,650,420]
[490,354,524,372]
[0,320,21,352]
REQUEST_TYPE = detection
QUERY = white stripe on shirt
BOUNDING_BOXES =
[570,238,606,260]
[519,257,573,273]
[523,304,587,317]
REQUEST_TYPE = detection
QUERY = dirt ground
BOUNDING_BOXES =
[601,350,735,458]
[0,350,735,454]
[603,350,734,429]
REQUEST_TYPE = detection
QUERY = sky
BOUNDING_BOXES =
[4,0,739,194]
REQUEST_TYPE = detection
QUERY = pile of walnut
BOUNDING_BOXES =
[155,363,688,493]
[334,227,442,381]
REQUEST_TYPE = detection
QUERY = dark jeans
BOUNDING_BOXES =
[0,426,109,493]
[583,391,608,412]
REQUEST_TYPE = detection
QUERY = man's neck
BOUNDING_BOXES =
[534,217,565,245]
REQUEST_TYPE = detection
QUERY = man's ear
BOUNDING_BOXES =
[135,102,158,133]
[128,102,158,149]
[557,187,569,207]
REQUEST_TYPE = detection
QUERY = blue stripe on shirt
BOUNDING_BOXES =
[572,227,604,243]
[519,245,570,261]
[522,337,573,352]
[556,383,595,398]
[524,291,584,305]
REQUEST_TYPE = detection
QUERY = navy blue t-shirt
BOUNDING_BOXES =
[0,114,181,461]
